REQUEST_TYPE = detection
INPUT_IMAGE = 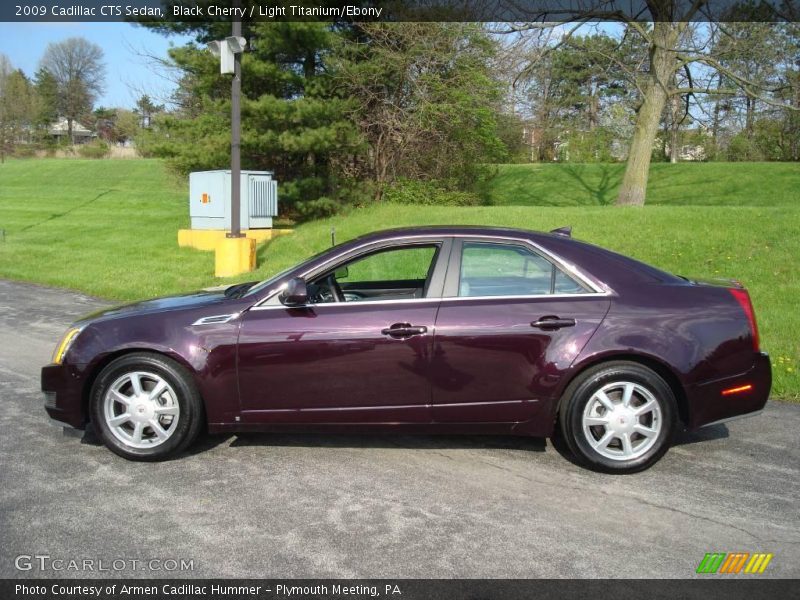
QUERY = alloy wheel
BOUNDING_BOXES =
[581,380,662,461]
[102,371,180,449]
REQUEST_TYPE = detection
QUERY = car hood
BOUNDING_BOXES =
[76,289,236,325]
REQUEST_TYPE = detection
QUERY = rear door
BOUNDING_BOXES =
[431,238,610,423]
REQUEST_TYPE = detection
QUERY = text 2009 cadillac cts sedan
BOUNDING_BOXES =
[42,226,771,473]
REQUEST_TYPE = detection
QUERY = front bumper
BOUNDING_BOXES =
[687,352,772,429]
[41,363,86,429]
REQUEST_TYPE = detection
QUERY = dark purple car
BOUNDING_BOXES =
[42,226,770,472]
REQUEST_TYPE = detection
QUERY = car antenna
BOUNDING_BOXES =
[331,226,336,247]
[550,226,572,237]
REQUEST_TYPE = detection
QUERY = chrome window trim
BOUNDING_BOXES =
[249,233,610,311]
[249,292,609,312]
[440,292,609,302]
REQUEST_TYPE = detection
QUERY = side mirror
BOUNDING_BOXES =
[279,277,309,306]
[334,266,349,279]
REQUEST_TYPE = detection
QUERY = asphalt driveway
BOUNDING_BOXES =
[0,279,798,578]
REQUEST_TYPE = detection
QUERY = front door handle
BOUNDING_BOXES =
[531,316,576,330]
[381,323,428,338]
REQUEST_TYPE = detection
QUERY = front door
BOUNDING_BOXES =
[237,241,449,424]
[431,239,610,424]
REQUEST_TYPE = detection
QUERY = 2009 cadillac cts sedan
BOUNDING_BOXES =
[42,226,770,472]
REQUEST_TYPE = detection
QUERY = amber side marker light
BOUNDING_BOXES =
[722,384,753,396]
[52,327,82,365]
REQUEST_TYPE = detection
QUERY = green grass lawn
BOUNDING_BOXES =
[1,158,797,399]
[484,162,800,207]
[0,158,216,299]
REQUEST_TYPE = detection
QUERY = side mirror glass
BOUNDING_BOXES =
[279,277,309,306]
[334,266,349,279]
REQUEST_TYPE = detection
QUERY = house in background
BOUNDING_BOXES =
[47,118,96,144]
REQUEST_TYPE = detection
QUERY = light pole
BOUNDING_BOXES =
[207,0,247,239]
[229,9,243,239]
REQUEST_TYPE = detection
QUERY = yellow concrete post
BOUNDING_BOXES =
[215,236,256,277]
[179,228,293,251]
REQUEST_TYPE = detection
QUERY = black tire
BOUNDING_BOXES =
[90,352,204,461]
[558,361,677,474]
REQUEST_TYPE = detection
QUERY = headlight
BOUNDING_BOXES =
[52,327,83,365]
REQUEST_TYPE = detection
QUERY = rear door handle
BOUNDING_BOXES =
[531,316,576,330]
[381,323,428,338]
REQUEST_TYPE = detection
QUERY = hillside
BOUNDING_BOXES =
[483,162,799,207]
[0,158,797,398]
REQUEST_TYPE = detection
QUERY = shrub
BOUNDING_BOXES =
[77,140,110,159]
[295,197,341,220]
[726,133,762,161]
[12,145,37,158]
[382,179,482,206]
[561,128,616,163]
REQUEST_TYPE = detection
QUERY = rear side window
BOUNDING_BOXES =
[458,242,589,297]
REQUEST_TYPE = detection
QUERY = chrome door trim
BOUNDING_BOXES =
[249,233,611,311]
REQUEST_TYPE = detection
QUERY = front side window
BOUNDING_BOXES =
[338,246,437,285]
[309,244,439,303]
[458,242,588,297]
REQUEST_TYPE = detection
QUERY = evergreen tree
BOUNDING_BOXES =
[143,21,362,215]
[0,69,35,161]
[33,68,60,133]
[144,16,509,214]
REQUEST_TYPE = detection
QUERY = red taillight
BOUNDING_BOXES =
[729,288,759,351]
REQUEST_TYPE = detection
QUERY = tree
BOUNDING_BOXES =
[90,106,141,145]
[0,57,13,162]
[93,106,118,142]
[0,53,11,83]
[40,37,105,142]
[33,68,59,134]
[507,1,799,205]
[115,109,140,144]
[0,68,35,162]
[328,23,507,200]
[134,94,163,128]
[513,32,642,161]
[713,23,786,138]
[762,22,799,161]
[141,20,362,214]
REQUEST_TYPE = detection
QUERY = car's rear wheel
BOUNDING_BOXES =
[90,353,203,461]
[558,361,677,473]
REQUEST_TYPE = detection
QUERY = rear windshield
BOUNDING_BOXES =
[543,236,684,285]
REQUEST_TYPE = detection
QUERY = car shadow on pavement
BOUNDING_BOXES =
[77,421,727,463]
[547,423,731,469]
[672,423,730,446]
[220,432,547,453]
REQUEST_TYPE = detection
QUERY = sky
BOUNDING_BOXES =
[0,22,192,109]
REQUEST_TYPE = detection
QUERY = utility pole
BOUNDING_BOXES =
[208,1,246,238]
[206,2,252,277]
[229,0,244,239]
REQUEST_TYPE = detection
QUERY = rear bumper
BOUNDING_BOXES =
[686,352,771,429]
[41,363,86,429]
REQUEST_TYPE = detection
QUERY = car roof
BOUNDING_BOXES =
[352,225,550,242]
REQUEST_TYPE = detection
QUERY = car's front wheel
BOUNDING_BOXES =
[558,361,677,473]
[90,353,204,461]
